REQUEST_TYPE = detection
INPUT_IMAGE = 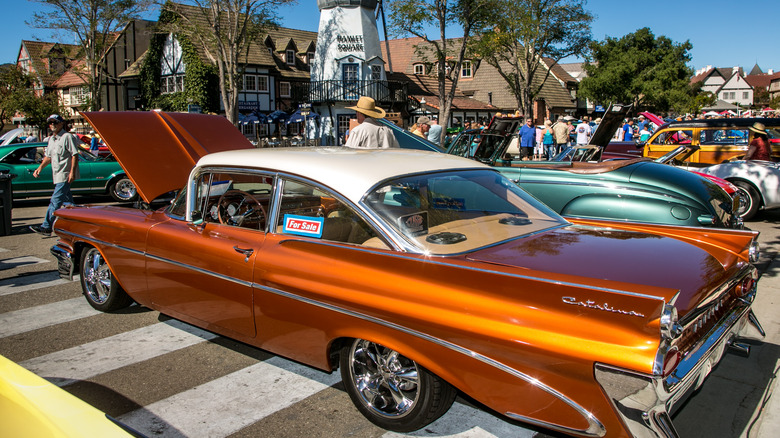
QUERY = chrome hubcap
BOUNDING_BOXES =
[82,249,111,304]
[735,187,753,217]
[349,340,419,418]
[115,179,137,200]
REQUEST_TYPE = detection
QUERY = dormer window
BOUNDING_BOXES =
[307,52,315,64]
[413,63,424,75]
[285,50,295,65]
[371,65,381,80]
[461,60,472,78]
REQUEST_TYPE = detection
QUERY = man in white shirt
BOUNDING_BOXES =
[344,96,400,149]
[575,116,592,146]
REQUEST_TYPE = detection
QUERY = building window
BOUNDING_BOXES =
[161,74,184,94]
[371,65,381,80]
[279,82,291,97]
[244,75,257,91]
[461,61,472,78]
[307,52,315,64]
[69,86,89,105]
[743,91,749,100]
[413,64,424,75]
[257,75,268,92]
[285,50,295,65]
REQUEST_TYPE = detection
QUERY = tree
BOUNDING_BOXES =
[468,0,593,118]
[579,27,695,115]
[0,65,64,131]
[29,0,153,111]
[163,0,294,124]
[386,0,496,143]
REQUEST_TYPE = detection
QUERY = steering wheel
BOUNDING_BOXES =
[217,189,266,229]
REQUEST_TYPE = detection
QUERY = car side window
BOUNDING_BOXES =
[195,171,274,231]
[700,129,748,146]
[276,179,388,248]
[656,129,692,145]
[1,147,44,164]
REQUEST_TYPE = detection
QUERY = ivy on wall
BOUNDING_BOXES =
[138,7,219,112]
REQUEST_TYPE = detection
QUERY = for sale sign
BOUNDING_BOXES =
[283,214,324,238]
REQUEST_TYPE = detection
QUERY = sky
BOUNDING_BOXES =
[1,0,777,75]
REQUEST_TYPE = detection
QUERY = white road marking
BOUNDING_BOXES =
[383,402,537,437]
[0,297,100,338]
[0,255,51,270]
[20,320,218,386]
[118,356,341,438]
[0,271,72,296]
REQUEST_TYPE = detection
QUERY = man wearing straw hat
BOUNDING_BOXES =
[344,96,400,149]
[745,122,772,161]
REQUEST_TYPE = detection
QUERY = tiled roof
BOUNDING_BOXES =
[387,72,494,111]
[52,60,87,88]
[19,40,82,88]
[745,72,780,90]
[169,3,316,81]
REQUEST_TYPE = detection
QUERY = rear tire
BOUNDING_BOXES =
[80,247,133,312]
[733,181,760,220]
[340,338,456,432]
[109,176,138,202]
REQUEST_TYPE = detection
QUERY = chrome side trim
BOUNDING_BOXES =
[254,282,606,437]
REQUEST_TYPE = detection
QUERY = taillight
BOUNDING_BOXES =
[734,276,756,298]
[663,348,681,377]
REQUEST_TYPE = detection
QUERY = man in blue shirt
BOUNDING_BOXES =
[622,119,635,141]
[518,118,536,160]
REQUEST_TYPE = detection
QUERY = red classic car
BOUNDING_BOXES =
[50,111,764,437]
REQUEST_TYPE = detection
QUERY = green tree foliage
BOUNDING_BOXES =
[387,0,496,140]
[162,0,293,124]
[468,0,592,118]
[0,65,63,131]
[29,0,153,111]
[579,28,695,114]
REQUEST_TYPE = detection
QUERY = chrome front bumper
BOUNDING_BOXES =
[595,295,764,438]
[51,243,75,281]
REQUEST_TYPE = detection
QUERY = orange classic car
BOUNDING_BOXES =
[50,111,765,437]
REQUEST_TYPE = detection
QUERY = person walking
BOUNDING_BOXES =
[344,96,400,149]
[29,114,80,236]
[575,117,592,146]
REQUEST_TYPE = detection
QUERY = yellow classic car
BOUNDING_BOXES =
[642,118,780,164]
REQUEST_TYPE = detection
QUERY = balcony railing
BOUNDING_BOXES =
[291,80,408,105]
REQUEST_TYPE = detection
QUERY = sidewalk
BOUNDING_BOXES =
[754,254,780,438]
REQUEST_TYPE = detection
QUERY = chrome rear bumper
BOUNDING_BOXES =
[595,295,764,437]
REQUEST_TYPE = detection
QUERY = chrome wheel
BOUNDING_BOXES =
[79,246,133,311]
[348,339,420,418]
[734,181,760,220]
[82,248,111,304]
[110,177,138,202]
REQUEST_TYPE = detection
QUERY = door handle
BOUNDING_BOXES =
[233,246,254,262]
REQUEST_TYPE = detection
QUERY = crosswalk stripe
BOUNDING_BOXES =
[382,402,537,438]
[0,297,100,338]
[118,355,341,438]
[20,320,218,386]
[0,255,51,270]
[0,271,72,296]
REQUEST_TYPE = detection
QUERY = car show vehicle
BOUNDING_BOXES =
[642,118,780,164]
[0,142,138,202]
[49,111,764,437]
[655,144,780,220]
[446,106,743,229]
[0,354,141,437]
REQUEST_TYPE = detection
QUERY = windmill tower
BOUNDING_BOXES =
[311,0,391,144]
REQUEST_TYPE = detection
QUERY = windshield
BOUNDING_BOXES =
[363,169,566,255]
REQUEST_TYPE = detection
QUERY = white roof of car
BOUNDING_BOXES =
[196,147,490,203]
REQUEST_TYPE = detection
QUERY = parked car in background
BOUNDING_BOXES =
[446,105,743,229]
[642,118,780,164]
[656,144,780,220]
[51,111,763,438]
[0,142,138,202]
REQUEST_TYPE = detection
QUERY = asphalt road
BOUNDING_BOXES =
[1,196,778,438]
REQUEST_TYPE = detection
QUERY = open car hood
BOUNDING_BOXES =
[589,103,633,147]
[82,111,253,203]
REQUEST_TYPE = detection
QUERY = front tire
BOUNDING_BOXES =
[109,176,138,202]
[340,339,456,432]
[733,181,760,220]
[80,247,133,312]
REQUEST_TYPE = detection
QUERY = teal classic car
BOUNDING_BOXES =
[445,105,742,229]
[0,142,137,202]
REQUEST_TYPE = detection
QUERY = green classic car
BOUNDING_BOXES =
[0,142,137,202]
[446,105,743,229]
